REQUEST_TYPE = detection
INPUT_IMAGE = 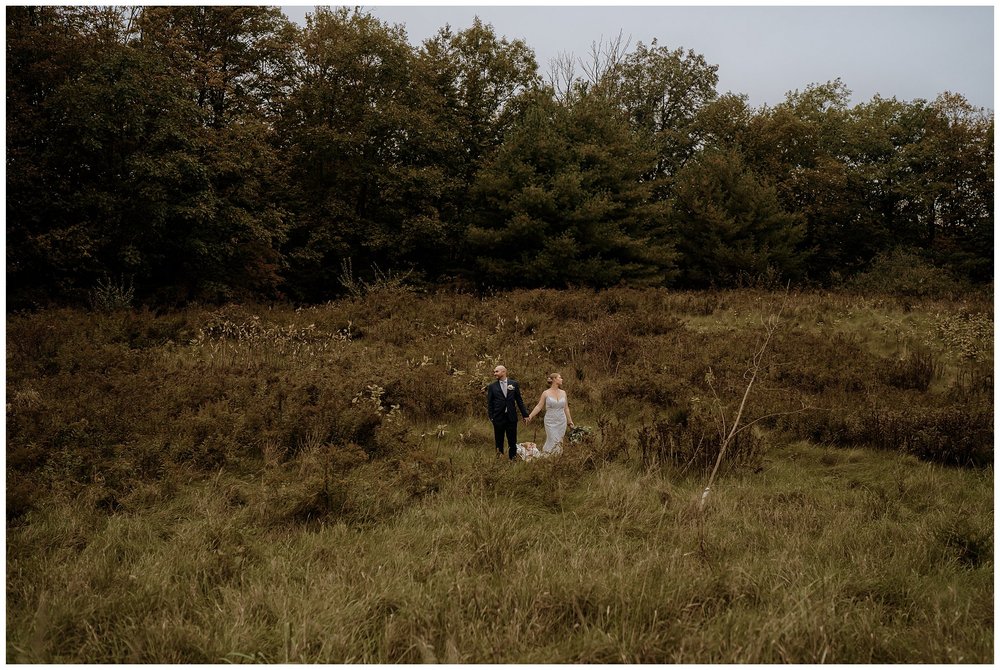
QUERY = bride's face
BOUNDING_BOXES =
[552,374,563,387]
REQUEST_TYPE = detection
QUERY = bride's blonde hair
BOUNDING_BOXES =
[547,372,560,385]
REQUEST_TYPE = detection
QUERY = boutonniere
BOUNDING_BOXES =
[507,384,516,390]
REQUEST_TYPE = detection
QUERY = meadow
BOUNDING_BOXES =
[6,286,993,663]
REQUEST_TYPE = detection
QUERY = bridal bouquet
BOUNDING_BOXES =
[567,425,592,444]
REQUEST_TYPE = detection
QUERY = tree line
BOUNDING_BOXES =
[7,6,993,307]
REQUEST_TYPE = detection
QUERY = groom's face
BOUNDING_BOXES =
[493,366,507,381]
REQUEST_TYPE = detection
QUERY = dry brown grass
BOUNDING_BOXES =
[6,287,993,662]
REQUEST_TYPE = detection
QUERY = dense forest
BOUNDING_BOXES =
[7,6,994,307]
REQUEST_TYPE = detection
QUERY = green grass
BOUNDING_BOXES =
[7,440,992,663]
[6,287,993,662]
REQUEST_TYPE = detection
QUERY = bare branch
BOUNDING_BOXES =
[580,30,630,88]
[700,285,791,511]
[547,51,577,103]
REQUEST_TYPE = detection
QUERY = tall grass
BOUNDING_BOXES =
[6,288,993,662]
[7,442,991,663]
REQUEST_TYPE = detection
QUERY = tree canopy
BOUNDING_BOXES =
[6,7,993,307]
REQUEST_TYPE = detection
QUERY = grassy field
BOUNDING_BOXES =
[6,287,993,662]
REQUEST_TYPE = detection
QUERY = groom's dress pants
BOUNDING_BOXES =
[493,419,518,460]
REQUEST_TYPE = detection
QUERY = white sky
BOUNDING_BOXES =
[281,4,995,110]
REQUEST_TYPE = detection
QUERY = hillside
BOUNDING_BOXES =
[6,288,993,662]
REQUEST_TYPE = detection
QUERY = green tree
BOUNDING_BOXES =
[7,6,91,304]
[724,80,891,281]
[467,88,675,288]
[7,6,295,305]
[414,18,541,277]
[277,7,451,299]
[138,6,297,128]
[419,18,540,180]
[135,6,296,300]
[757,80,865,280]
[615,41,719,190]
[907,94,993,281]
[670,149,804,287]
[734,82,993,284]
[6,7,198,304]
[690,92,754,154]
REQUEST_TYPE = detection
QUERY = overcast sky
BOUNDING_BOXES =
[281,4,994,110]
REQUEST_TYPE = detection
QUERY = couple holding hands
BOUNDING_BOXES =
[486,365,574,461]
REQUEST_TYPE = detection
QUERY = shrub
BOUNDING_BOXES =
[770,331,879,394]
[937,518,993,569]
[276,445,444,528]
[936,312,992,362]
[337,259,417,299]
[947,366,993,403]
[880,348,939,392]
[602,364,685,407]
[121,310,193,348]
[88,276,135,312]
[847,248,965,299]
[849,406,993,467]
[778,407,852,446]
[635,403,766,475]
[582,314,638,375]
[6,476,37,523]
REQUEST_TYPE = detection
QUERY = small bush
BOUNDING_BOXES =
[771,332,879,394]
[947,366,993,403]
[936,312,992,362]
[122,310,192,348]
[880,348,939,392]
[582,314,638,375]
[337,259,416,299]
[601,362,689,408]
[635,404,766,475]
[8,443,48,472]
[88,276,135,312]
[6,477,37,523]
[277,446,443,528]
[849,406,993,467]
[847,249,965,299]
[778,407,851,446]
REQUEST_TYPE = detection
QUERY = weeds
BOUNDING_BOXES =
[88,275,135,312]
[338,259,416,299]
[881,347,939,391]
[936,311,992,361]
[849,406,992,467]
[6,287,992,663]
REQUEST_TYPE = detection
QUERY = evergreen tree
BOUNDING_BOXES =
[467,88,675,288]
[670,149,805,286]
[415,19,542,279]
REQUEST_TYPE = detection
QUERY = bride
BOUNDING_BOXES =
[527,372,575,455]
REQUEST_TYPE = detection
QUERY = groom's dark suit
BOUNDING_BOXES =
[486,378,529,460]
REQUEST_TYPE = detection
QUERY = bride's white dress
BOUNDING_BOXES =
[542,394,568,455]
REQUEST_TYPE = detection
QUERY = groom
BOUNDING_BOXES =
[486,365,529,460]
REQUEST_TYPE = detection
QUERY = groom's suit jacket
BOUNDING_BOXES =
[486,379,529,425]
